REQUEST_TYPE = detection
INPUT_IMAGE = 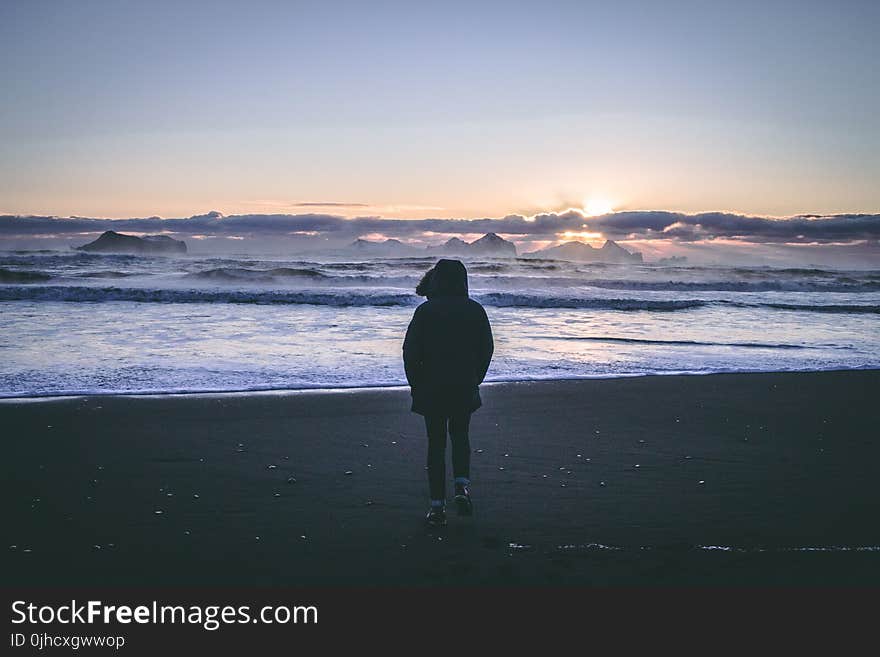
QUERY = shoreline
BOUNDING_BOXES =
[3,369,878,586]
[1,365,878,402]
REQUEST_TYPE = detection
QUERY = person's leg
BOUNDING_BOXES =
[424,415,448,506]
[449,412,473,515]
[448,412,472,489]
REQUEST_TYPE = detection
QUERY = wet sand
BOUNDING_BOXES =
[2,370,879,586]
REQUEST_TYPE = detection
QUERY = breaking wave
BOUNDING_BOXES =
[0,268,51,283]
[527,335,832,350]
[184,266,329,282]
[474,293,707,311]
[582,278,880,293]
[0,284,877,314]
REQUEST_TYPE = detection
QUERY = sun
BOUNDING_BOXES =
[583,198,615,217]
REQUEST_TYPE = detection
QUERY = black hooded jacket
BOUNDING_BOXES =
[403,259,494,416]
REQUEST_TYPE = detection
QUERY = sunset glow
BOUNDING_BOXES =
[560,231,604,242]
[582,199,616,217]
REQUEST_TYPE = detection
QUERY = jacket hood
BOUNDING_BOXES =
[430,259,469,297]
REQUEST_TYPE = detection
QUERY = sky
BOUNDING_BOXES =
[1,0,879,261]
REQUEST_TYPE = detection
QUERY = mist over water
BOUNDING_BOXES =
[1,250,878,397]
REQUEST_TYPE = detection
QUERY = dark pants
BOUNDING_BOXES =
[424,413,471,501]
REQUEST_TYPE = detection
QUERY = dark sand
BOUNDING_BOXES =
[2,370,879,586]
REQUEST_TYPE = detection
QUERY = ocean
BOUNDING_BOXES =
[1,250,878,397]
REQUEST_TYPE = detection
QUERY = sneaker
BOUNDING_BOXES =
[426,505,447,527]
[454,484,473,516]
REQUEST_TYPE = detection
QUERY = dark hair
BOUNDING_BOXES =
[416,267,435,297]
[429,259,468,297]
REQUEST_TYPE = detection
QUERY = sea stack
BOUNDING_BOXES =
[76,231,187,255]
[524,239,642,263]
[427,232,517,258]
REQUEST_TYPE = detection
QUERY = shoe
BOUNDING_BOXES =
[454,484,473,516]
[426,506,447,527]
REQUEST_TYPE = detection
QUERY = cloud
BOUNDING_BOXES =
[582,211,880,243]
[240,200,371,209]
[0,210,878,245]
[290,202,371,207]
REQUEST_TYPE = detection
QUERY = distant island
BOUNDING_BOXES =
[522,239,642,263]
[341,233,643,263]
[76,231,187,255]
[342,232,518,258]
[427,232,518,257]
[73,229,646,264]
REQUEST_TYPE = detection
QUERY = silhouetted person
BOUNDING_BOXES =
[403,259,494,526]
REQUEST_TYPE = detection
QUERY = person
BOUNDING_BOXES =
[403,259,494,527]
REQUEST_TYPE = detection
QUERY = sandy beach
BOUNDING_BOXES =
[2,370,879,586]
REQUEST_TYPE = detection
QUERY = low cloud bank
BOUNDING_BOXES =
[1,209,878,245]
